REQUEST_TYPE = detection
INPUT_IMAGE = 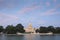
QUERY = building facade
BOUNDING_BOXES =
[25,24,35,33]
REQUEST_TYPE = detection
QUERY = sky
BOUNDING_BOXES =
[0,0,60,28]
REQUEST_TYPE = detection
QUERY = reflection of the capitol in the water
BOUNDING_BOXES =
[24,34,36,40]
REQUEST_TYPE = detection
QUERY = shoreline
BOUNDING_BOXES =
[1,33,60,36]
[1,33,52,35]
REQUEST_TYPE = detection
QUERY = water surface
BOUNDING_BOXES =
[0,34,60,40]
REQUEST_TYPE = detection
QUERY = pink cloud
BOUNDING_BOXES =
[0,0,15,9]
[37,20,46,24]
[41,9,57,16]
[54,0,56,2]
[55,4,60,8]
[6,4,14,9]
[46,2,50,6]
[0,13,18,24]
[40,4,60,16]
[18,5,42,14]
[0,0,4,2]
[41,9,60,16]
[40,2,43,5]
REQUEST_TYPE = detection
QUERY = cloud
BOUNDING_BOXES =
[54,0,57,2]
[6,4,14,9]
[40,4,60,16]
[55,4,60,8]
[35,20,46,25]
[18,5,42,14]
[46,2,50,6]
[40,8,59,16]
[0,0,4,2]
[40,9,60,16]
[0,0,16,9]
[40,2,43,5]
[0,13,18,25]
[43,9,56,15]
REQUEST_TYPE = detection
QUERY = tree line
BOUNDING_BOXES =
[0,24,25,34]
[36,26,60,34]
[0,24,60,34]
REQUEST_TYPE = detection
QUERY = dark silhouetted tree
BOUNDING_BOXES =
[16,24,25,33]
[5,25,16,34]
[55,27,60,33]
[39,26,48,33]
[36,29,39,33]
[0,26,4,33]
[47,26,55,33]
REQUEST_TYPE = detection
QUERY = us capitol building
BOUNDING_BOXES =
[24,24,36,33]
[17,24,53,35]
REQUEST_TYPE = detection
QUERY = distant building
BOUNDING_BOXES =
[25,24,36,33]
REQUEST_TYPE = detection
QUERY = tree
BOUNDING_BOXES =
[35,29,39,33]
[16,24,25,33]
[39,26,48,33]
[5,25,16,34]
[55,27,60,33]
[47,26,55,33]
[0,26,4,32]
[0,26,4,33]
